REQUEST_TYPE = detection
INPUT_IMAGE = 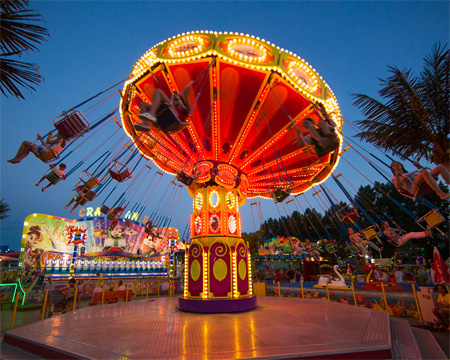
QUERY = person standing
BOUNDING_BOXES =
[76,279,83,309]
[432,285,450,331]
[43,276,55,317]
[275,269,281,283]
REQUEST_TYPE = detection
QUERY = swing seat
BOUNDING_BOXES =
[177,172,194,186]
[386,237,401,248]
[341,209,359,224]
[106,212,116,221]
[312,134,339,158]
[35,149,59,163]
[109,168,133,182]
[391,177,432,199]
[54,111,90,141]
[156,103,189,134]
[76,190,97,206]
[347,242,360,254]
[45,171,64,185]
[272,189,291,203]
[416,210,445,230]
[325,243,337,254]
[84,177,101,189]
[363,226,379,241]
[100,205,111,215]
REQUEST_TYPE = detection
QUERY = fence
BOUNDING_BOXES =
[257,281,444,326]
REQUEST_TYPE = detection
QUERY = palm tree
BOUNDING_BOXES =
[0,0,49,99]
[352,43,449,168]
[0,198,11,221]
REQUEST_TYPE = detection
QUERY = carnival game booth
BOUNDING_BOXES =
[19,213,183,282]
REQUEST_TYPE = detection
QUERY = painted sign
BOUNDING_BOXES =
[20,213,180,272]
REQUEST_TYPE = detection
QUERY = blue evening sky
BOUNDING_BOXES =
[1,1,448,251]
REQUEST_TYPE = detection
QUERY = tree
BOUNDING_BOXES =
[0,198,11,221]
[352,43,449,168]
[0,0,49,99]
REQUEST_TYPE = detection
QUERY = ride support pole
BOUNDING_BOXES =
[277,281,281,297]
[412,284,423,323]
[380,283,389,314]
[351,282,357,306]
[326,283,330,301]
[125,284,129,302]
[134,280,137,298]
[158,281,160,297]
[10,291,20,330]
[101,286,105,306]
[41,289,48,321]
[73,287,78,311]
[300,280,304,299]
[146,283,149,300]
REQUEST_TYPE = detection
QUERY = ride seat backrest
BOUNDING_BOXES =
[35,150,59,163]
[109,168,132,182]
[54,111,90,141]
[85,177,100,189]
[391,176,432,199]
[177,172,194,186]
[341,209,359,224]
[416,210,445,230]
[46,171,63,185]
[156,102,188,134]
[325,242,337,253]
[100,205,111,214]
[272,189,291,203]
[363,226,378,241]
[77,190,97,205]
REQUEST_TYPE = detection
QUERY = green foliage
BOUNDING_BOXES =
[0,198,11,221]
[253,181,448,264]
[0,0,49,99]
[352,43,449,167]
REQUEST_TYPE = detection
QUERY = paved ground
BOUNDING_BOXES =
[1,295,448,359]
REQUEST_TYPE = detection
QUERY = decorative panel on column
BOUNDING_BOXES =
[235,240,249,297]
[187,240,204,298]
[209,239,232,298]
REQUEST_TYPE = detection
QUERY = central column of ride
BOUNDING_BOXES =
[178,162,257,313]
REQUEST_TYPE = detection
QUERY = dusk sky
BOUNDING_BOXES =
[1,1,448,251]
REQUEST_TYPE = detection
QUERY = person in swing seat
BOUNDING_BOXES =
[35,163,67,192]
[134,88,191,132]
[348,227,383,258]
[390,161,450,200]
[381,220,430,246]
[301,105,338,153]
[8,130,66,164]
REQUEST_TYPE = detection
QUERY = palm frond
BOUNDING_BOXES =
[352,43,450,165]
[0,56,43,99]
[0,0,28,14]
[0,9,49,54]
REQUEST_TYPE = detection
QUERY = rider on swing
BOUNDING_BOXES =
[134,88,191,133]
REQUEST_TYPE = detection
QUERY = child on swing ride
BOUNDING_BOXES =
[35,163,67,192]
[390,161,450,200]
[134,87,191,132]
[8,130,66,164]
[381,220,430,246]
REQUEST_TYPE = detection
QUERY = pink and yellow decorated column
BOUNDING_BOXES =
[178,162,256,312]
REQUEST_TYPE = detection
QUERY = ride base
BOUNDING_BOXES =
[3,296,444,359]
[178,295,257,313]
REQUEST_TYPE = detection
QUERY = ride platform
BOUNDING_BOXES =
[3,296,444,359]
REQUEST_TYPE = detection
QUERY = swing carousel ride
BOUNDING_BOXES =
[119,31,343,312]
